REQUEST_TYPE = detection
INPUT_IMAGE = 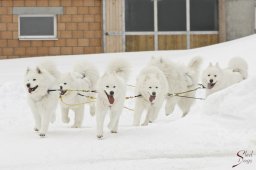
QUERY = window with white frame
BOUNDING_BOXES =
[18,15,57,40]
[125,0,218,32]
[124,0,218,49]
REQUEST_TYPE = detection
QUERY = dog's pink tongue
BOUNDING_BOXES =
[149,96,156,103]
[108,96,115,104]
[28,88,32,93]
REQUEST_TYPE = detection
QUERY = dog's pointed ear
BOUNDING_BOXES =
[36,67,42,74]
[209,62,213,67]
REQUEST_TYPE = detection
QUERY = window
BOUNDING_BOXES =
[190,0,218,31]
[158,0,186,31]
[125,0,218,33]
[18,15,57,40]
[125,0,154,31]
[105,0,219,52]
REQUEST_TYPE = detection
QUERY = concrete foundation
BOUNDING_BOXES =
[225,0,255,40]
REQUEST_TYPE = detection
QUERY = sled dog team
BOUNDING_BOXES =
[24,56,248,138]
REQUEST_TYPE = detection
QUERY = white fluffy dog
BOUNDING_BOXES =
[149,56,202,117]
[25,61,60,137]
[133,66,168,126]
[202,57,248,97]
[95,59,129,139]
[59,62,99,128]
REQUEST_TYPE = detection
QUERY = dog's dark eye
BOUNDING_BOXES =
[106,86,109,88]
[156,86,158,89]
[208,74,210,77]
[113,86,116,88]
[64,83,67,85]
[33,79,36,81]
[214,75,217,77]
[149,86,152,89]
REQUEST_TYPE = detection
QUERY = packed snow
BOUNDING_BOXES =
[0,35,256,170]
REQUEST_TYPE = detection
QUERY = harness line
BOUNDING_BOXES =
[48,89,97,93]
[167,84,206,100]
[123,106,134,111]
[77,93,96,100]
[125,94,142,100]
[53,83,206,108]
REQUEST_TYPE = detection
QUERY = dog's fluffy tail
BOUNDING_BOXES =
[39,61,60,79]
[73,61,99,88]
[107,59,130,81]
[228,57,248,79]
[186,56,202,86]
[188,56,202,71]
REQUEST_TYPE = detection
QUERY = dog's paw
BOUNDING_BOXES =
[111,130,117,134]
[141,122,148,126]
[165,107,175,116]
[62,117,70,123]
[71,124,81,128]
[165,113,171,116]
[34,128,39,132]
[39,133,46,137]
[97,135,103,139]
[182,112,188,117]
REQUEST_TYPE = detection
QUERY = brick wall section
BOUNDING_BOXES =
[0,0,102,59]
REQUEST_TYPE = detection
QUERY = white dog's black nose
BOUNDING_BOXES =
[210,79,213,83]
[152,92,156,96]
[60,86,63,90]
[110,91,114,96]
[26,83,30,88]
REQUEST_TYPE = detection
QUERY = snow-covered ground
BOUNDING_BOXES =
[0,35,256,170]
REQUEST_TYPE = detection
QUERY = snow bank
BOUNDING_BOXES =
[0,35,256,170]
[203,77,256,122]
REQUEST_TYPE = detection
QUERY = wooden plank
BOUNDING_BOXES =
[219,0,226,42]
[158,35,187,50]
[126,35,154,52]
[190,34,219,48]
[106,36,122,53]
[105,0,124,52]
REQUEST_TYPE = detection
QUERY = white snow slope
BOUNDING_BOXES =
[0,35,256,170]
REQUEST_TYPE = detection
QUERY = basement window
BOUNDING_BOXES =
[18,15,57,40]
